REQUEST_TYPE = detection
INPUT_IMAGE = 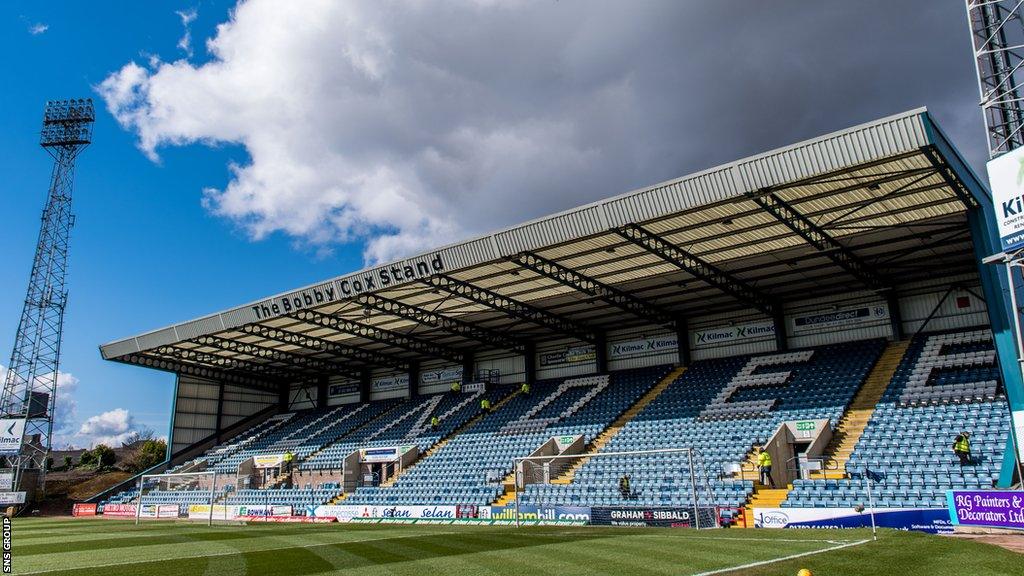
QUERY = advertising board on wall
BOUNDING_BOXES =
[372,374,409,392]
[590,506,695,527]
[608,335,678,359]
[752,507,951,533]
[253,454,285,468]
[0,472,12,491]
[0,419,25,456]
[0,492,26,505]
[312,504,458,521]
[72,503,98,516]
[791,304,888,332]
[691,322,775,348]
[329,383,359,396]
[187,504,293,520]
[101,504,137,517]
[987,148,1024,252]
[947,490,1024,530]
[539,345,596,367]
[420,366,463,386]
[359,446,413,463]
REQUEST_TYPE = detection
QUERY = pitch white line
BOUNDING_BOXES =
[690,538,872,576]
[17,530,463,575]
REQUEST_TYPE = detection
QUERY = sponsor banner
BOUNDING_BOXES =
[0,419,25,456]
[315,505,458,521]
[590,506,693,527]
[462,381,486,393]
[0,473,12,491]
[948,490,1024,530]
[372,374,409,393]
[420,367,463,386]
[692,322,775,348]
[987,148,1024,251]
[359,446,413,463]
[539,345,596,367]
[140,504,179,519]
[329,383,359,396]
[1014,410,1024,461]
[187,504,293,520]
[753,507,951,533]
[241,515,336,523]
[253,454,285,468]
[489,505,592,523]
[0,492,26,505]
[72,503,98,517]
[311,504,362,521]
[609,335,678,359]
[102,503,137,517]
[792,304,888,332]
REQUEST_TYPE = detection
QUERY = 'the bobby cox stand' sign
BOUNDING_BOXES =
[947,490,1024,530]
[987,148,1024,252]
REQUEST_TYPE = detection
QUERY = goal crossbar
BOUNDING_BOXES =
[136,470,219,526]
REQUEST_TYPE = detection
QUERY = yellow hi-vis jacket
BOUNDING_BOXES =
[955,435,970,453]
[481,399,492,411]
[757,451,771,467]
[521,383,531,394]
[283,452,294,462]
[431,416,440,427]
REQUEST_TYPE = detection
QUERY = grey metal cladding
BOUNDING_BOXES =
[735,111,928,192]
[134,327,179,352]
[99,339,140,360]
[493,205,605,255]
[437,237,496,270]
[175,315,225,340]
[602,167,738,228]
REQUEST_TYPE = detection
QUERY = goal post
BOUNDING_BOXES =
[511,447,721,529]
[135,471,219,526]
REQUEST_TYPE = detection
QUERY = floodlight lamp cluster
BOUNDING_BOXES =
[40,98,95,147]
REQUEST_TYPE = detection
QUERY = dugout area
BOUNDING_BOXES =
[97,107,1023,493]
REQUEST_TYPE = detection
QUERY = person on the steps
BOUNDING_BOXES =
[282,450,295,489]
[953,431,973,466]
[450,381,461,394]
[619,474,631,499]
[431,415,440,431]
[756,445,774,488]
[481,398,492,414]
[520,382,531,396]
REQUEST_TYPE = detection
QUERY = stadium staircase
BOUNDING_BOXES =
[378,388,521,488]
[741,485,791,526]
[810,340,909,479]
[550,366,687,485]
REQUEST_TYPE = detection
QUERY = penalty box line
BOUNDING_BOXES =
[690,538,872,576]
[17,530,465,575]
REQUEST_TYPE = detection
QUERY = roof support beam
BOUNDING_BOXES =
[115,352,281,392]
[423,274,597,344]
[191,335,364,379]
[745,189,890,291]
[509,252,678,329]
[289,309,464,364]
[355,293,528,353]
[238,323,407,370]
[615,223,777,317]
[921,145,980,211]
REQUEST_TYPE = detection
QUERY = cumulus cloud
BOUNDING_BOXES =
[176,8,198,57]
[28,23,48,36]
[0,364,78,438]
[77,408,136,448]
[98,0,987,265]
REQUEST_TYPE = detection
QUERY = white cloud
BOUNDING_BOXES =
[176,8,199,57]
[0,364,78,439]
[98,0,988,265]
[77,408,135,448]
[28,23,48,36]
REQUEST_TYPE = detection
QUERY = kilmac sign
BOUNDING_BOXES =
[987,148,1024,252]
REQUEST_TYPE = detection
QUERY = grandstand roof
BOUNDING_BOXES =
[99,107,990,387]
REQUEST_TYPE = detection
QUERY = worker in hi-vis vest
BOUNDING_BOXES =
[756,446,774,487]
[431,416,440,431]
[954,431,972,466]
[481,398,492,413]
[520,382,531,395]
[450,381,461,393]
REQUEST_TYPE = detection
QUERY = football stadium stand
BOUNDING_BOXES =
[90,109,1024,532]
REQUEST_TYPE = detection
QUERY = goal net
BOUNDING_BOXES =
[512,447,721,528]
[135,471,219,525]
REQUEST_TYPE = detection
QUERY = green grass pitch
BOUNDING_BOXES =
[8,518,1020,575]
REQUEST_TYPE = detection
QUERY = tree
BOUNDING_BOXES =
[123,427,156,447]
[91,444,116,470]
[79,450,96,467]
[63,455,73,470]
[123,439,167,473]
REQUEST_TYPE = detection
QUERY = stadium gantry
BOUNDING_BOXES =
[93,108,1023,529]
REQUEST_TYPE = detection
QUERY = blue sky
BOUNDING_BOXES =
[0,1,990,448]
